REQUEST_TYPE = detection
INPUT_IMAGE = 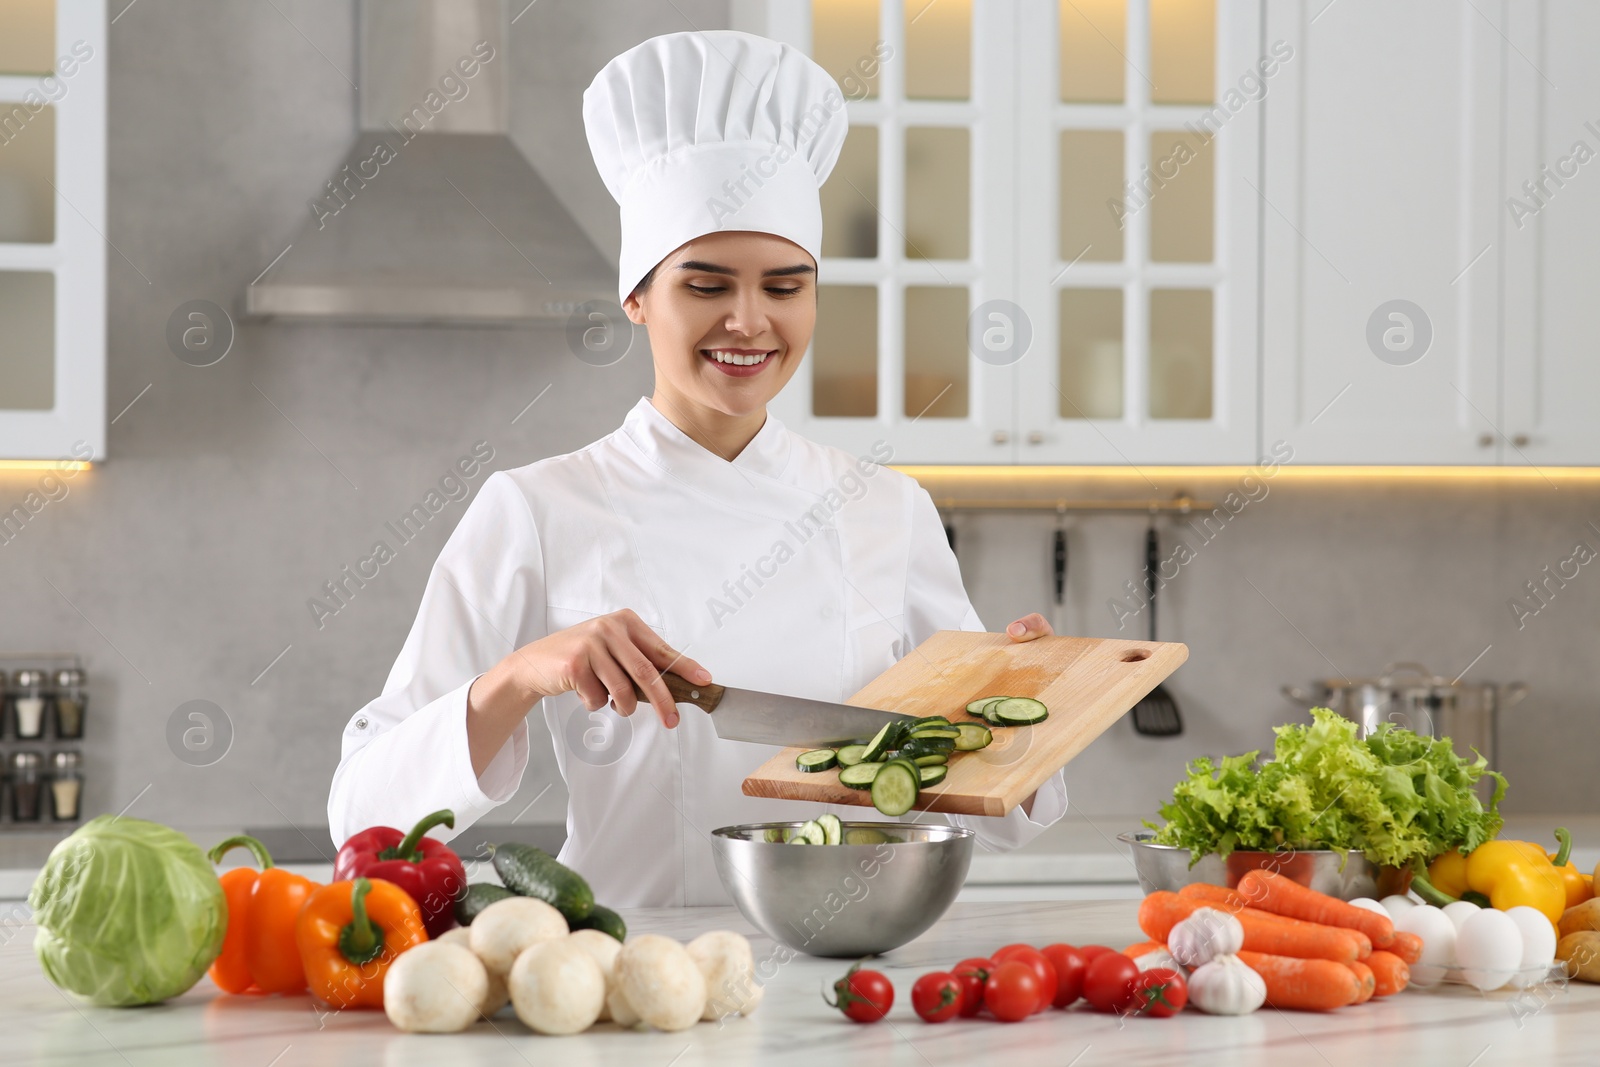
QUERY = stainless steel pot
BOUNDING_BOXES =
[1282,662,1526,775]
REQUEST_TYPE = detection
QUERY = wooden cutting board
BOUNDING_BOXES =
[741,630,1188,816]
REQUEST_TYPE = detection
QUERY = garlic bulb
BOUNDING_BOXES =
[1187,954,1266,1015]
[1167,906,1245,968]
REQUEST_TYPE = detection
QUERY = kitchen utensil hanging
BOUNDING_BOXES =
[1051,509,1067,637]
[1131,516,1184,737]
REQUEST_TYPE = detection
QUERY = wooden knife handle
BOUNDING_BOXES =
[630,671,725,713]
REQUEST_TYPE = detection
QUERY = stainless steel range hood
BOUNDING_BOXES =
[243,0,614,325]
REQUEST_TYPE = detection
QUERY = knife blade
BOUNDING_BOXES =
[629,672,917,747]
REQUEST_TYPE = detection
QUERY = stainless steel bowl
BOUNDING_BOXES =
[711,821,973,958]
[1118,831,1394,900]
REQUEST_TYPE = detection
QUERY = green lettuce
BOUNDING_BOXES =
[30,816,227,1006]
[1146,707,1506,869]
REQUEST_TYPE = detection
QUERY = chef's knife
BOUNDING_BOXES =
[628,672,917,747]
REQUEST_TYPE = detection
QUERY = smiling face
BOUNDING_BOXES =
[623,231,815,445]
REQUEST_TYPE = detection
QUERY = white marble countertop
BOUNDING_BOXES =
[4,812,1596,903]
[4,898,1596,1066]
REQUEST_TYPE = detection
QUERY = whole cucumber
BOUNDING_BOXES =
[570,903,626,942]
[491,843,594,923]
[453,882,514,926]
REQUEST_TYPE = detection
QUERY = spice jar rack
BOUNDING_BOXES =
[1,653,86,829]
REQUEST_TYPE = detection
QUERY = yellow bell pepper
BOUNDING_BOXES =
[1545,828,1592,910]
[1427,849,1470,898]
[1420,828,1578,927]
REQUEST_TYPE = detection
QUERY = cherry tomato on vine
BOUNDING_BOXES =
[911,971,965,1023]
[1125,968,1187,1018]
[991,945,1057,1013]
[1040,944,1087,1008]
[984,961,1043,1022]
[951,956,995,1017]
[824,962,894,1023]
[1082,952,1139,1014]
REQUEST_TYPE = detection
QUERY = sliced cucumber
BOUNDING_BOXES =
[965,695,1009,717]
[918,764,948,787]
[992,697,1050,725]
[839,762,883,789]
[793,819,826,845]
[835,744,870,768]
[842,827,892,845]
[796,748,838,773]
[909,725,962,741]
[911,753,948,767]
[788,838,809,845]
[954,722,994,751]
[818,813,843,845]
[860,721,902,763]
[895,736,956,759]
[870,759,920,817]
[762,827,787,843]
[982,700,1011,727]
[911,715,953,728]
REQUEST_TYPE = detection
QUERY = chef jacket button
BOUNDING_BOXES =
[355,717,368,730]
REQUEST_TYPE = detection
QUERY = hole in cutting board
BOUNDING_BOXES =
[1120,649,1152,662]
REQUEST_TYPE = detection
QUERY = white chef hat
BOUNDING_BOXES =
[583,30,850,305]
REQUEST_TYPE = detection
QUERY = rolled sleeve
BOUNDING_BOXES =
[328,471,544,847]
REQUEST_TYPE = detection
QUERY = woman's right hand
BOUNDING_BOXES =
[514,608,711,728]
[467,609,711,777]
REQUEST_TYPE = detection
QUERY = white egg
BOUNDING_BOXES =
[1381,894,1420,920]
[1502,906,1557,990]
[1454,909,1524,992]
[1396,905,1456,988]
[1348,897,1389,918]
[1442,899,1482,931]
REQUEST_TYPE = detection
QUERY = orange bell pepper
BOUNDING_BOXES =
[207,835,318,994]
[296,877,428,1009]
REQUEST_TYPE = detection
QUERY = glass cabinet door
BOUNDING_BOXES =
[0,0,106,461]
[766,0,1018,463]
[1013,0,1259,464]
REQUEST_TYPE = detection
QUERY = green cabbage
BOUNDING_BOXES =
[1147,707,1507,869]
[29,816,227,1006]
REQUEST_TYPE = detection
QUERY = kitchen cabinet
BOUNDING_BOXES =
[1259,0,1505,464]
[1500,1,1600,466]
[755,0,1261,465]
[0,0,107,462]
[1261,0,1600,467]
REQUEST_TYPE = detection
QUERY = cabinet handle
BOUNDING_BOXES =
[1027,431,1045,445]
[1512,433,1530,448]
[1477,433,1494,448]
[992,430,1009,444]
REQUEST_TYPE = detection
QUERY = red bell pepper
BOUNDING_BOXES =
[332,809,466,938]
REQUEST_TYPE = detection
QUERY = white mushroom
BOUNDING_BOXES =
[607,982,642,1027]
[567,929,623,1022]
[508,938,607,1035]
[615,934,706,1032]
[685,930,763,1021]
[469,896,568,978]
[382,940,489,1033]
[438,927,510,1017]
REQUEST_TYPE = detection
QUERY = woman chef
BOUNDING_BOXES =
[329,30,1069,907]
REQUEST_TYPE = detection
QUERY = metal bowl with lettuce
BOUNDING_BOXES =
[1128,707,1507,900]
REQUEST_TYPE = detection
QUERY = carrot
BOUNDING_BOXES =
[1237,950,1362,1011]
[1366,950,1410,996]
[1123,940,1166,959]
[1387,931,1423,965]
[1345,960,1375,1004]
[1138,892,1365,963]
[1236,869,1396,949]
[1178,883,1252,910]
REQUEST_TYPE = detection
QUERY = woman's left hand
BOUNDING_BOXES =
[1004,612,1053,642]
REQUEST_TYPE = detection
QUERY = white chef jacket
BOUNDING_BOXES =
[329,397,1069,906]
